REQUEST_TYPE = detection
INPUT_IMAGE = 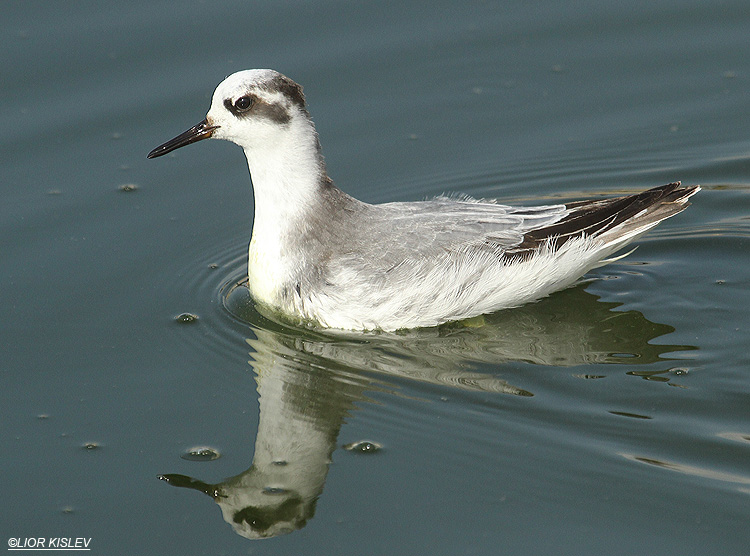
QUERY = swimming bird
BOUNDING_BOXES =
[148,69,699,331]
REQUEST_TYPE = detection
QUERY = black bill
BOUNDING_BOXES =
[147,119,219,159]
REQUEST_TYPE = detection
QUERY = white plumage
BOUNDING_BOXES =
[149,69,699,331]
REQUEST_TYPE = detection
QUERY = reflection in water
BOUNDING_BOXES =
[162,338,367,539]
[160,284,695,539]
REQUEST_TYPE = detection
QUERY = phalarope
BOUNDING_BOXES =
[148,69,699,331]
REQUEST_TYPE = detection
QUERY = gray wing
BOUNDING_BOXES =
[362,196,569,262]
[340,183,698,270]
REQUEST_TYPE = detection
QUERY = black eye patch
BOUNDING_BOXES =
[223,94,291,124]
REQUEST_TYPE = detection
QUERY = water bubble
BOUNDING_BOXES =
[343,440,383,454]
[174,313,199,324]
[181,447,221,461]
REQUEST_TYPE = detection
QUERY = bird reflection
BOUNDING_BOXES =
[159,284,694,539]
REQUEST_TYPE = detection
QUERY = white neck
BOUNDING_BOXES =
[245,117,324,232]
[244,115,327,303]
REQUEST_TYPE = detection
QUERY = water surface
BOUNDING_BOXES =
[3,1,750,555]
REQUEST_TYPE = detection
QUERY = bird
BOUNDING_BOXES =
[148,69,699,331]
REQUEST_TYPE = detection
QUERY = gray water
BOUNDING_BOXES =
[3,1,750,554]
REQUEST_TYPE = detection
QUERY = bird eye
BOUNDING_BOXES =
[234,96,254,111]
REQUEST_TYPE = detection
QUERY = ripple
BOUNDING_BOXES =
[609,411,652,420]
[717,432,750,444]
[621,453,750,489]
[164,237,251,364]
[625,368,690,386]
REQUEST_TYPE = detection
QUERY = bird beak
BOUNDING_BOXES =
[147,119,219,159]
